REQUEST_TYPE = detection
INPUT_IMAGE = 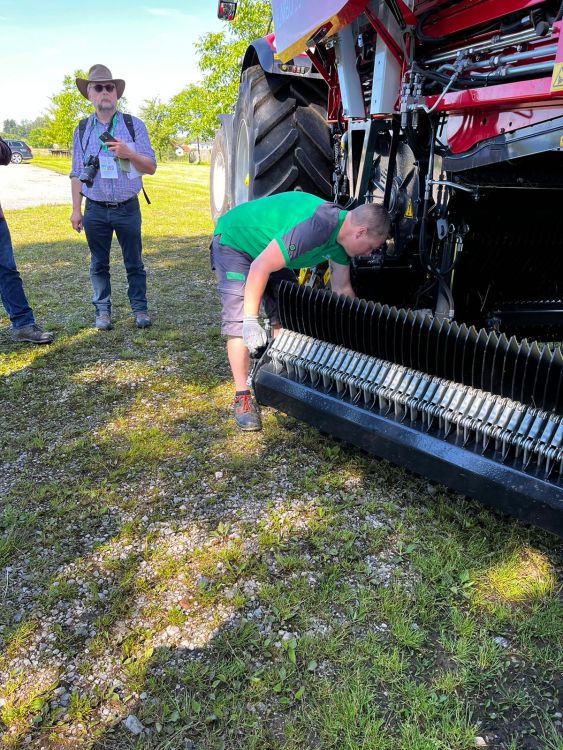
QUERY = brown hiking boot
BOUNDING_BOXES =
[134,312,152,329]
[11,323,54,344]
[95,312,112,330]
[233,392,262,431]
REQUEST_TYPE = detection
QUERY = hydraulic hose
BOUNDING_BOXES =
[418,119,455,317]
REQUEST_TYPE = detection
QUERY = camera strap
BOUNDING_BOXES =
[79,116,96,156]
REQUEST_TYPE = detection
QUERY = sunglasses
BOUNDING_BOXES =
[91,83,115,93]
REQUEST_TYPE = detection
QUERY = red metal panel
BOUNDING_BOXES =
[446,106,563,153]
[416,0,544,37]
[271,0,369,61]
[427,77,563,115]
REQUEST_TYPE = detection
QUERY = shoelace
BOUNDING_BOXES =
[234,394,253,413]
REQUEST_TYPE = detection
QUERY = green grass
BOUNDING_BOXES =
[0,160,561,750]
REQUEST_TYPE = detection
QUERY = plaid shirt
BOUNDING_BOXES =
[70,112,155,203]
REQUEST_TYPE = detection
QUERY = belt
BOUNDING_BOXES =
[86,196,137,208]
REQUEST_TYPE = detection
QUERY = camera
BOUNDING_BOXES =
[79,155,100,187]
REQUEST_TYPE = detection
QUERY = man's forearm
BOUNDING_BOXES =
[243,265,270,318]
[129,152,156,176]
[71,177,83,209]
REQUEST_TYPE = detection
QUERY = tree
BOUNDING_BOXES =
[2,116,52,140]
[2,119,17,135]
[138,98,175,161]
[27,127,52,149]
[169,84,210,142]
[46,71,92,148]
[169,0,271,141]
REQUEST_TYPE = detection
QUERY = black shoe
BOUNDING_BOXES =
[233,393,262,431]
[11,323,54,344]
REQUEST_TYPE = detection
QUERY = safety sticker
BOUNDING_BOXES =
[551,62,563,92]
[405,200,414,219]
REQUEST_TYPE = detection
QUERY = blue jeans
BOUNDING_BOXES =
[82,197,147,314]
[0,216,35,328]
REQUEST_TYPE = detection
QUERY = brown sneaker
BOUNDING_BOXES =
[10,323,54,344]
[233,393,262,431]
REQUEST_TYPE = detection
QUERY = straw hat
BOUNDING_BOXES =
[76,64,125,99]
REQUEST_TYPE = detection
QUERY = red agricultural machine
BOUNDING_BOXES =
[211,0,563,536]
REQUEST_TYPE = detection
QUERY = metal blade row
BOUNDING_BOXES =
[277,282,563,414]
[267,329,563,478]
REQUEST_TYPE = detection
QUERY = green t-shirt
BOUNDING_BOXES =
[214,192,349,268]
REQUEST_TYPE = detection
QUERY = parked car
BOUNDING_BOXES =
[4,139,33,164]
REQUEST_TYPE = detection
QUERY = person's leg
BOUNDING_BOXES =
[0,216,35,328]
[112,198,148,316]
[83,201,114,318]
[0,215,54,343]
[211,238,261,430]
[227,336,250,391]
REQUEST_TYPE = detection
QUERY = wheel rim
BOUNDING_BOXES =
[12,153,22,163]
[234,119,249,205]
[212,150,226,213]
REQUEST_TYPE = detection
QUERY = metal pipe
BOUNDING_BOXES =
[429,179,478,194]
[421,72,460,113]
[468,44,557,69]
[424,28,546,65]
[470,61,554,78]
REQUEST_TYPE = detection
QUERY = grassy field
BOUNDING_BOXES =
[0,160,561,750]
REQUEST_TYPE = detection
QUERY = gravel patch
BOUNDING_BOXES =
[0,163,71,210]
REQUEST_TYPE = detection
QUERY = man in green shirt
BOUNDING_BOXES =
[211,192,390,431]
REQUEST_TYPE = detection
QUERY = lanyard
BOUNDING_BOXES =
[97,113,118,153]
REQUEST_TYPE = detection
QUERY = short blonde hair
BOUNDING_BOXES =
[349,202,391,238]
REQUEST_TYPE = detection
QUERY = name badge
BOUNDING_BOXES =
[99,155,119,179]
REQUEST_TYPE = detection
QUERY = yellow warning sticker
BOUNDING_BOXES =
[405,200,413,219]
[560,135,563,148]
[551,62,563,92]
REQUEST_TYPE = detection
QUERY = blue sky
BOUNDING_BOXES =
[0,0,223,124]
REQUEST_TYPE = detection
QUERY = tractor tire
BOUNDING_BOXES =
[232,65,332,205]
[210,125,232,223]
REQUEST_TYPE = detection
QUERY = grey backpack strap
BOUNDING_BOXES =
[123,112,136,141]
[78,117,89,151]
[122,112,151,204]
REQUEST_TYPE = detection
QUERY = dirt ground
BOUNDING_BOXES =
[0,162,71,210]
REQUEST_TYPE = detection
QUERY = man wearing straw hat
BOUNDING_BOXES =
[69,64,156,330]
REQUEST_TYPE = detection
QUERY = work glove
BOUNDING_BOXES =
[242,316,268,353]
